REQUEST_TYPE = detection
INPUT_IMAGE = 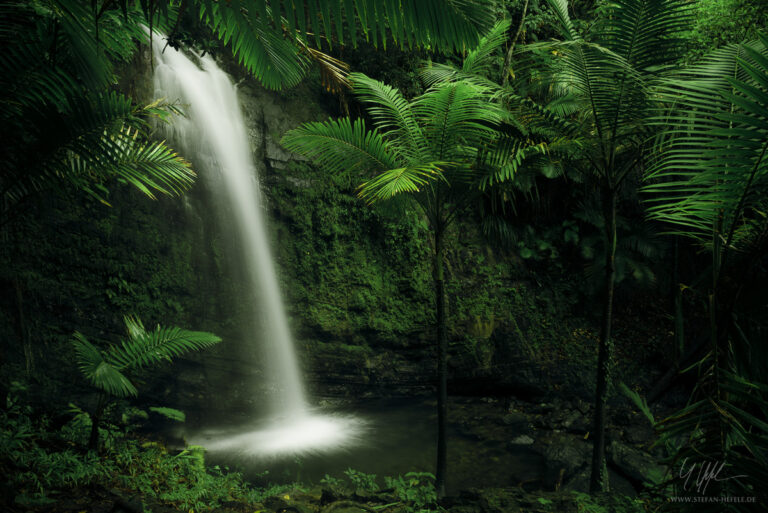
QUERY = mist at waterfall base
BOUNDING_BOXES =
[150,35,365,459]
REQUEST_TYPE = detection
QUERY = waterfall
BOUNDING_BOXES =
[150,33,364,457]
[151,36,307,418]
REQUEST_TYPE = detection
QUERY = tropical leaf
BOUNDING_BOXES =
[281,117,400,176]
[644,36,768,244]
[72,316,220,398]
[106,317,221,371]
[149,406,186,422]
[1,1,195,225]
[349,73,429,161]
[359,162,448,203]
[72,332,138,397]
[196,1,309,90]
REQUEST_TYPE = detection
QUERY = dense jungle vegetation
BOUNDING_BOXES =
[1,0,767,512]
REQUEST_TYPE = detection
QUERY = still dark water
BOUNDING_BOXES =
[179,398,545,493]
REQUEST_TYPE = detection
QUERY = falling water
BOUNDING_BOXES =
[150,32,365,457]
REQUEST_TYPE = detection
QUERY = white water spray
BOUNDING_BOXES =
[150,33,364,457]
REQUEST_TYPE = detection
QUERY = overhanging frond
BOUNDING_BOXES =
[281,117,401,176]
[359,162,449,203]
[106,317,221,371]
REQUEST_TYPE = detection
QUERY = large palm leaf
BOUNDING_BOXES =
[644,35,768,244]
[145,0,495,90]
[282,74,503,204]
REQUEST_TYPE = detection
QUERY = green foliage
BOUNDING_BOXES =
[0,185,207,386]
[73,316,220,398]
[384,472,439,512]
[642,32,768,512]
[272,161,433,343]
[120,0,495,90]
[148,406,186,422]
[569,492,646,513]
[645,34,768,244]
[0,0,194,226]
[344,468,379,493]
[686,0,768,62]
[0,395,289,510]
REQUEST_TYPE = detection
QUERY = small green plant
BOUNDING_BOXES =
[384,472,438,512]
[320,473,343,489]
[570,492,647,513]
[344,468,379,493]
[71,316,220,450]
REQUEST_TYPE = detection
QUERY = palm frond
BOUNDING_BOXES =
[597,0,692,73]
[349,72,429,160]
[284,0,495,52]
[281,117,401,176]
[106,317,221,371]
[197,1,309,90]
[461,19,511,77]
[419,19,512,89]
[413,81,502,162]
[72,332,138,397]
[358,162,448,203]
[644,36,768,244]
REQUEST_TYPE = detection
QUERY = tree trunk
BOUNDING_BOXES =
[673,238,684,362]
[434,226,448,499]
[501,0,529,88]
[88,394,106,452]
[14,278,33,376]
[589,188,617,493]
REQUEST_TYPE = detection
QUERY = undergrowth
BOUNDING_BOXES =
[0,383,293,511]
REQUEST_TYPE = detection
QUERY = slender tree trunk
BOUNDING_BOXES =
[589,188,617,493]
[501,0,529,88]
[88,393,106,451]
[673,238,684,362]
[434,226,448,499]
[14,278,33,376]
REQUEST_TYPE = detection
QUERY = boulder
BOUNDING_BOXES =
[608,440,666,486]
[509,434,535,446]
[538,435,592,490]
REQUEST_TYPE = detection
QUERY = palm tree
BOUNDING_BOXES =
[519,0,691,492]
[73,316,221,450]
[282,72,524,496]
[643,34,768,508]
